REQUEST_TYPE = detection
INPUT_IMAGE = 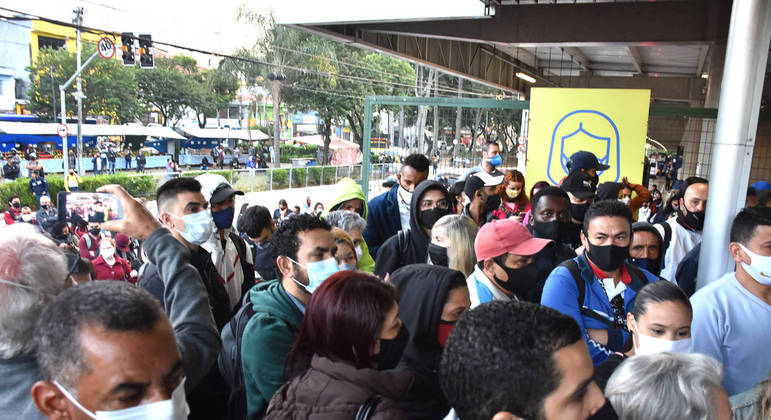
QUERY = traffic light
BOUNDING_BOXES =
[138,34,154,69]
[121,32,135,66]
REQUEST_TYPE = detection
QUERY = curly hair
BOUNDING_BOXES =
[270,213,331,261]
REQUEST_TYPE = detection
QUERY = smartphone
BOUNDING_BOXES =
[57,192,124,223]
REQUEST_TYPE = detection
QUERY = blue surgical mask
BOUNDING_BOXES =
[489,154,502,167]
[289,256,339,294]
[339,262,357,271]
[170,210,213,245]
[211,206,235,229]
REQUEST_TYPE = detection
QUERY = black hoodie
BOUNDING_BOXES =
[374,181,451,278]
[390,264,466,420]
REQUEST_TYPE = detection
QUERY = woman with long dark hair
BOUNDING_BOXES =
[264,271,412,419]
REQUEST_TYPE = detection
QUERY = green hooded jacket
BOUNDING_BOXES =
[241,280,305,419]
[321,177,375,273]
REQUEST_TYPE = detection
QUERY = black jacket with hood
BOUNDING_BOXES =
[374,181,451,278]
[390,264,467,420]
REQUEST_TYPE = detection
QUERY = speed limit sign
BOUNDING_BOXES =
[98,37,116,60]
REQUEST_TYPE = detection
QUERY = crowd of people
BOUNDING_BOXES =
[0,143,769,420]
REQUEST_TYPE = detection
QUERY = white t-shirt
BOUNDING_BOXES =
[201,227,253,310]
[691,272,771,396]
[655,217,701,282]
[397,187,411,232]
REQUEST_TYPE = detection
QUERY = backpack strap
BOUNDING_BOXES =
[558,259,614,328]
[355,395,383,420]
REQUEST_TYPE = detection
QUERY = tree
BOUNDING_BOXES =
[27,45,142,123]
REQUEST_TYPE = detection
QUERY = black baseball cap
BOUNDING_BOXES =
[210,182,244,204]
[561,171,596,199]
[568,151,610,172]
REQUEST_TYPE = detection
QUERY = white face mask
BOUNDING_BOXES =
[169,210,213,246]
[355,245,363,260]
[619,197,631,206]
[397,185,413,205]
[738,243,771,285]
[632,319,692,356]
[100,247,115,260]
[54,378,190,420]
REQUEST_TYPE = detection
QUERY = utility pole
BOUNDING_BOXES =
[73,6,85,175]
[49,66,56,117]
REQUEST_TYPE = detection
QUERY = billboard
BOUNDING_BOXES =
[526,88,650,190]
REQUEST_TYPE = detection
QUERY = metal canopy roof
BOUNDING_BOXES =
[0,122,186,139]
[178,126,270,141]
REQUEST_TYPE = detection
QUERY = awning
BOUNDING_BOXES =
[292,134,360,151]
[178,126,269,141]
[0,122,186,139]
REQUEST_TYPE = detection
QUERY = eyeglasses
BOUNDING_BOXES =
[420,199,450,211]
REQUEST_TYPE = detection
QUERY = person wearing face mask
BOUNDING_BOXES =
[64,168,82,192]
[690,207,771,397]
[594,281,692,391]
[375,181,453,278]
[91,237,133,282]
[650,190,680,224]
[566,151,609,190]
[325,210,369,271]
[462,172,505,228]
[389,264,470,419]
[429,214,478,277]
[331,227,359,271]
[596,178,651,221]
[541,200,659,366]
[527,187,579,302]
[364,154,430,259]
[468,218,552,308]
[654,177,708,282]
[20,206,36,224]
[137,177,232,420]
[461,140,504,181]
[196,174,255,312]
[494,169,530,224]
[31,283,193,420]
[241,214,337,419]
[35,195,57,232]
[628,222,665,277]
[4,195,22,225]
[264,271,412,419]
[561,170,596,229]
[322,177,377,273]
[51,221,79,250]
[78,222,103,261]
[239,205,279,282]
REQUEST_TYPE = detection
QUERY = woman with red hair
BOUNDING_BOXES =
[264,271,412,419]
[493,169,531,224]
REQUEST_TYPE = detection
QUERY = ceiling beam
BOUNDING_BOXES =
[696,45,710,76]
[562,47,591,71]
[305,1,729,47]
[627,46,645,74]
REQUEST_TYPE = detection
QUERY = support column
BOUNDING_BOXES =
[697,0,771,289]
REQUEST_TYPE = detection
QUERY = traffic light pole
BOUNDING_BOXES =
[59,49,99,175]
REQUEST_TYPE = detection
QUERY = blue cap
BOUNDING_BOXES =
[567,151,610,172]
[751,181,771,191]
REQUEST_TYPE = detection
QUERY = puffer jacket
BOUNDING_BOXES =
[264,355,413,420]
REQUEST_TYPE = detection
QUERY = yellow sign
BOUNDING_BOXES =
[526,88,650,190]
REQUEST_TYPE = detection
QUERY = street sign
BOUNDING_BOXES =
[98,37,115,60]
[57,123,68,138]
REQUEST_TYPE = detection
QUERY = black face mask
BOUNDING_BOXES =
[12,202,20,209]
[428,243,449,267]
[484,193,501,213]
[678,206,705,231]
[586,241,629,272]
[532,220,576,243]
[629,257,661,275]
[571,202,590,222]
[421,207,451,230]
[89,228,100,237]
[494,261,540,297]
[41,204,48,210]
[374,324,409,370]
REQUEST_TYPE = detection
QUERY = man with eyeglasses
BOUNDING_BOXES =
[374,180,453,278]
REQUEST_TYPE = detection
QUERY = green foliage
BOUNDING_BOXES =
[27,45,143,123]
[0,174,156,211]
[280,144,318,163]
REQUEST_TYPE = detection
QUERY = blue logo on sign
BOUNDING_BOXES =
[546,110,621,185]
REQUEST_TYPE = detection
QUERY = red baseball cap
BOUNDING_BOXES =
[115,233,130,252]
[474,219,552,261]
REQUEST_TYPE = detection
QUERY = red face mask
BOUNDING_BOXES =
[437,320,456,348]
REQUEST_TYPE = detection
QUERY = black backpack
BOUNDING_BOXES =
[559,259,650,328]
[218,292,257,420]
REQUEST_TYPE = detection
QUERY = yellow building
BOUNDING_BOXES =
[30,21,106,64]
